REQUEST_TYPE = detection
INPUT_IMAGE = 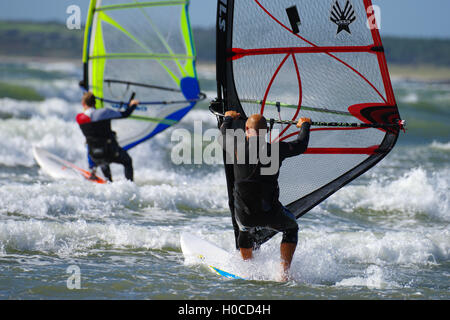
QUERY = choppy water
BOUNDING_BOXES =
[0,61,448,300]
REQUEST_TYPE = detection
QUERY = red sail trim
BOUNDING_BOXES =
[253,0,387,104]
[363,0,396,105]
[317,52,387,104]
[271,53,303,143]
[260,53,290,114]
[304,146,380,155]
[377,53,394,104]
[348,103,399,132]
[231,45,379,60]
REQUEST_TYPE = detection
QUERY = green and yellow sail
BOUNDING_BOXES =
[81,0,204,150]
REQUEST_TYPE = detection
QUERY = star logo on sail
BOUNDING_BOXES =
[330,0,356,34]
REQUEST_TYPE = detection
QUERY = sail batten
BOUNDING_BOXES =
[89,53,195,60]
[95,1,189,12]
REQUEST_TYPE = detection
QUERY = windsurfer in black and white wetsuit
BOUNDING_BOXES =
[76,91,139,182]
[220,111,311,281]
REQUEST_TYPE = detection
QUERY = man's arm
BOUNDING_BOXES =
[220,111,241,142]
[120,99,139,118]
[279,118,311,159]
[219,111,240,133]
[220,116,234,134]
[91,100,140,122]
[219,111,241,153]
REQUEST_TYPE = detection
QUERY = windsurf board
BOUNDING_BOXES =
[33,146,106,184]
[180,233,244,280]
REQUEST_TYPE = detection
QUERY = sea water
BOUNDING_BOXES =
[0,60,448,300]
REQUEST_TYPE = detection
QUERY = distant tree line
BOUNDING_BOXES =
[382,37,450,67]
[0,21,84,59]
[0,21,449,66]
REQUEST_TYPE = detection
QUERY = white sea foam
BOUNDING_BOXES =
[335,265,399,289]
[0,117,84,167]
[326,167,449,223]
[138,174,228,213]
[0,100,218,169]
[400,92,419,104]
[0,169,229,222]
[430,140,450,150]
[0,219,181,257]
[1,70,448,293]
[0,97,79,120]
[182,212,450,284]
[26,61,80,74]
[259,224,448,284]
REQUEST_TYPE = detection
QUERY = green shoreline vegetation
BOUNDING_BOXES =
[0,21,449,101]
[0,81,44,101]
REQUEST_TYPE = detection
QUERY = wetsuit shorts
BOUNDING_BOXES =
[235,203,299,249]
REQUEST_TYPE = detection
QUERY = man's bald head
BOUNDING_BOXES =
[246,114,268,137]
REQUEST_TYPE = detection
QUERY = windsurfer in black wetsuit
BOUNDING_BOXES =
[76,91,139,182]
[220,111,311,281]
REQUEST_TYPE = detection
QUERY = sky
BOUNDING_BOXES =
[0,0,449,38]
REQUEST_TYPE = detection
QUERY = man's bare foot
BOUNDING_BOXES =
[240,247,253,260]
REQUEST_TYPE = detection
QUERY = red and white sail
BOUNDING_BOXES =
[214,0,402,245]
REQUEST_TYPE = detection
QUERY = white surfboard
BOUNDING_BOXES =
[180,233,245,280]
[33,146,106,184]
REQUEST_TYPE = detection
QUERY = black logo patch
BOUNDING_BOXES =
[286,6,301,34]
[330,0,356,34]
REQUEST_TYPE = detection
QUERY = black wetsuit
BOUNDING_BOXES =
[220,116,311,249]
[76,104,137,181]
